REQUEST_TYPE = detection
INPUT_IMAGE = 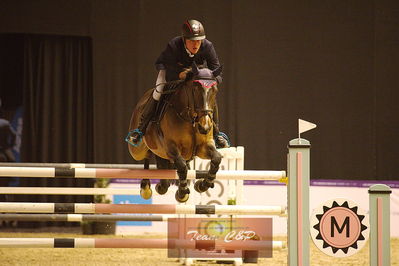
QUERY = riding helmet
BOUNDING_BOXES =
[182,19,206,40]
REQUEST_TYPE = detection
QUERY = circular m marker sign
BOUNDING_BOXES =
[310,198,369,257]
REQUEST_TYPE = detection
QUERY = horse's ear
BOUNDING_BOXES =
[191,62,199,76]
[212,65,223,77]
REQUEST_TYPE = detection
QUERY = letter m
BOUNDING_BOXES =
[331,216,350,237]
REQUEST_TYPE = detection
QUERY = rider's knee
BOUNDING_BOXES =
[152,87,163,101]
[153,70,166,101]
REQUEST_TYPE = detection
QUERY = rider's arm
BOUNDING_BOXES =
[155,38,185,81]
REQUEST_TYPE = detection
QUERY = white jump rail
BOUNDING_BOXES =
[0,167,286,181]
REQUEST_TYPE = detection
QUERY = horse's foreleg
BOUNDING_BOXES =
[208,146,222,177]
[175,155,190,202]
[195,146,222,193]
[155,156,172,195]
[167,148,190,203]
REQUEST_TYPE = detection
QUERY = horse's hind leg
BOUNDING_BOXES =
[154,155,173,195]
[195,146,222,193]
[140,159,152,199]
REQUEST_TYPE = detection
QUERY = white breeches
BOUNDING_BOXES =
[152,70,166,101]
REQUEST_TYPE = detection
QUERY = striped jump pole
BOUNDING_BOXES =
[0,238,286,250]
[0,214,169,222]
[0,162,156,169]
[0,203,287,216]
[0,168,286,181]
[369,184,391,266]
[0,187,140,195]
[287,138,310,266]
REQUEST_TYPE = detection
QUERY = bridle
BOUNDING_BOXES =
[164,77,217,127]
[187,77,217,126]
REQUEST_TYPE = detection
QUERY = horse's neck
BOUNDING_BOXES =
[171,85,191,112]
[161,85,194,125]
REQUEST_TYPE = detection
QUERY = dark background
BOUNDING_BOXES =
[0,0,398,180]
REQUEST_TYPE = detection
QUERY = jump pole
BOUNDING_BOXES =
[0,213,168,222]
[0,168,286,181]
[287,138,310,266]
[0,203,286,216]
[368,184,391,266]
[0,238,286,250]
[0,187,140,195]
[0,162,157,169]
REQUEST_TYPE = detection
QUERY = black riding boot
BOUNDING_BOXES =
[130,97,158,145]
[213,103,230,148]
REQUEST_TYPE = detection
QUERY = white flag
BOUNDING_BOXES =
[299,119,317,135]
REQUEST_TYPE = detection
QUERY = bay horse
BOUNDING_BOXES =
[127,63,223,202]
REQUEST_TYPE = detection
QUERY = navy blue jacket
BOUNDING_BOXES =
[155,36,222,82]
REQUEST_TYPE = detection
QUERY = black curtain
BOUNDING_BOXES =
[22,34,93,163]
[8,34,94,227]
[1,1,398,184]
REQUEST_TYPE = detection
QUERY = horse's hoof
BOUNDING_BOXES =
[140,188,152,200]
[194,180,205,193]
[175,190,190,203]
[175,192,189,203]
[155,183,168,195]
[194,180,209,193]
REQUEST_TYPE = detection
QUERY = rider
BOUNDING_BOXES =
[0,98,17,204]
[129,19,230,148]
[0,98,16,163]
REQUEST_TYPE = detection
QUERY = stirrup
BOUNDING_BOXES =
[125,129,144,147]
[215,131,231,148]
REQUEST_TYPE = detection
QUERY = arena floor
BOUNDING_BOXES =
[0,232,397,265]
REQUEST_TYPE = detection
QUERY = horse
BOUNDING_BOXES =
[127,63,223,202]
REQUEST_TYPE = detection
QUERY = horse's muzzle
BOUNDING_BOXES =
[197,115,212,135]
[198,124,210,135]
